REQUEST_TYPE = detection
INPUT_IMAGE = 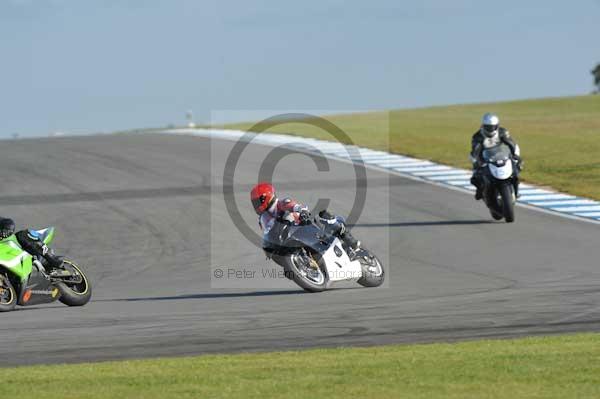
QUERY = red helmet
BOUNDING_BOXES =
[251,182,276,214]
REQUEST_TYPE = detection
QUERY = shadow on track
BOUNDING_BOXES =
[352,220,495,228]
[95,286,366,303]
[7,291,307,311]
[100,290,308,302]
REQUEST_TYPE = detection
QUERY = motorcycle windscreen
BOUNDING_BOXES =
[488,162,513,180]
[482,144,512,163]
[35,227,55,245]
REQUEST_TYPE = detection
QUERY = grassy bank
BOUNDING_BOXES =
[5,333,600,398]
[225,95,600,199]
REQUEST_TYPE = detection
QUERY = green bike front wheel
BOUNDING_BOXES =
[0,274,17,312]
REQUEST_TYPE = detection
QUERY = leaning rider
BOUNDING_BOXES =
[250,182,360,251]
[470,113,522,200]
[0,218,64,272]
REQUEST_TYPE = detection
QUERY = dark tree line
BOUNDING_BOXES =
[593,63,600,93]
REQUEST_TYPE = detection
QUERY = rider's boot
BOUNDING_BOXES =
[15,230,65,275]
[471,173,483,201]
[318,210,360,254]
[341,231,360,255]
[42,249,65,275]
[470,176,483,200]
[473,182,483,200]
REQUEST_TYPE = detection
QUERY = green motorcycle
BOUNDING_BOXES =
[0,227,92,312]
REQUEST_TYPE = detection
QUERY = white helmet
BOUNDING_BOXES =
[481,113,500,138]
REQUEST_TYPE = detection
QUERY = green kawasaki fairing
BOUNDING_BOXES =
[0,226,91,312]
[0,227,59,306]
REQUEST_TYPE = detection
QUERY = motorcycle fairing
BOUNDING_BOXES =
[0,227,55,281]
[321,237,362,282]
[0,227,61,306]
[0,235,33,281]
[18,268,60,306]
[263,221,334,255]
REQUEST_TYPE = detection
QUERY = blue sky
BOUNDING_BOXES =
[1,0,598,136]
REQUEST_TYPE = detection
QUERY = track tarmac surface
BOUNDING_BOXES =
[1,133,599,366]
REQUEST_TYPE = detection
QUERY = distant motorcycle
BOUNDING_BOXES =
[480,143,519,223]
[263,215,385,292]
[0,227,92,312]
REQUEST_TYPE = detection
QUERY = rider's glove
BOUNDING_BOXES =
[280,211,295,224]
[299,209,311,223]
[513,155,523,170]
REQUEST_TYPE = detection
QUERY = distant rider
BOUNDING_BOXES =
[0,218,64,272]
[470,113,522,200]
[250,182,360,252]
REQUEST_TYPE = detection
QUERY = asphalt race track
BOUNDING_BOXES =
[1,133,599,366]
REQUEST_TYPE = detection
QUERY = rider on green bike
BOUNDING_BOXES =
[0,218,64,272]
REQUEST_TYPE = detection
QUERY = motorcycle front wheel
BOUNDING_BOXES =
[356,248,385,287]
[277,250,328,293]
[500,184,515,223]
[0,274,17,312]
[56,260,92,306]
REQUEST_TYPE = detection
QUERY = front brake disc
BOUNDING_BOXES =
[307,254,319,270]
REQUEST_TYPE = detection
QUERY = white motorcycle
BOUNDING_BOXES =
[262,214,384,292]
[480,143,520,223]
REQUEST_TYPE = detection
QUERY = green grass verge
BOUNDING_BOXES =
[225,95,600,200]
[5,333,600,398]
